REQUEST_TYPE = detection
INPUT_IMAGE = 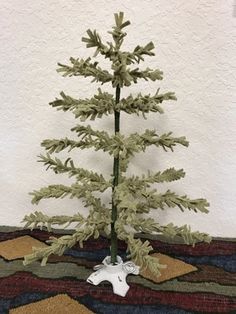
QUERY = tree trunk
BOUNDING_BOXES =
[110,85,121,264]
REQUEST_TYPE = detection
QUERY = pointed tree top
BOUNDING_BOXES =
[108,12,131,49]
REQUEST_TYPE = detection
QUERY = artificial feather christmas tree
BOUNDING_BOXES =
[22,12,211,297]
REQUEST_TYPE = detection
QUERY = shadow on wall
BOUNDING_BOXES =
[233,0,236,17]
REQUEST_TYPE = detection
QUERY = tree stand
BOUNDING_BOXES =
[87,256,140,297]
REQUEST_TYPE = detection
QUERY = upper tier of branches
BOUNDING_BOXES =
[50,88,176,121]
[57,13,163,87]
[57,57,163,88]
[81,12,156,65]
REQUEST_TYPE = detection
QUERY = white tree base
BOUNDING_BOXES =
[86,255,140,297]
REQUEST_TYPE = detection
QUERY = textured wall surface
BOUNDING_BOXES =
[0,0,236,236]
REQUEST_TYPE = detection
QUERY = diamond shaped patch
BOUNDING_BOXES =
[140,253,197,283]
[9,294,94,313]
[0,235,47,260]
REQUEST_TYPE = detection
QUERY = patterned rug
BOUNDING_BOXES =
[0,226,235,313]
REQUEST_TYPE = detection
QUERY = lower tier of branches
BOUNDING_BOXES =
[22,206,211,277]
[114,182,209,214]
[22,208,111,267]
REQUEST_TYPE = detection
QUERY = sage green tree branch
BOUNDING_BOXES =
[115,214,211,276]
[23,211,111,267]
[57,57,113,84]
[41,138,83,153]
[21,211,85,231]
[38,153,110,184]
[121,168,186,189]
[115,221,166,276]
[30,180,111,205]
[41,129,188,157]
[82,22,155,63]
[50,88,114,121]
[130,218,211,245]
[82,29,113,58]
[115,89,176,117]
[140,189,209,213]
[114,183,209,214]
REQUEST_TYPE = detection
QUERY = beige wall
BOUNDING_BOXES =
[0,0,236,236]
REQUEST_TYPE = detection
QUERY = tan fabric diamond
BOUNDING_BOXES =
[0,235,47,260]
[9,294,94,314]
[140,253,197,283]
